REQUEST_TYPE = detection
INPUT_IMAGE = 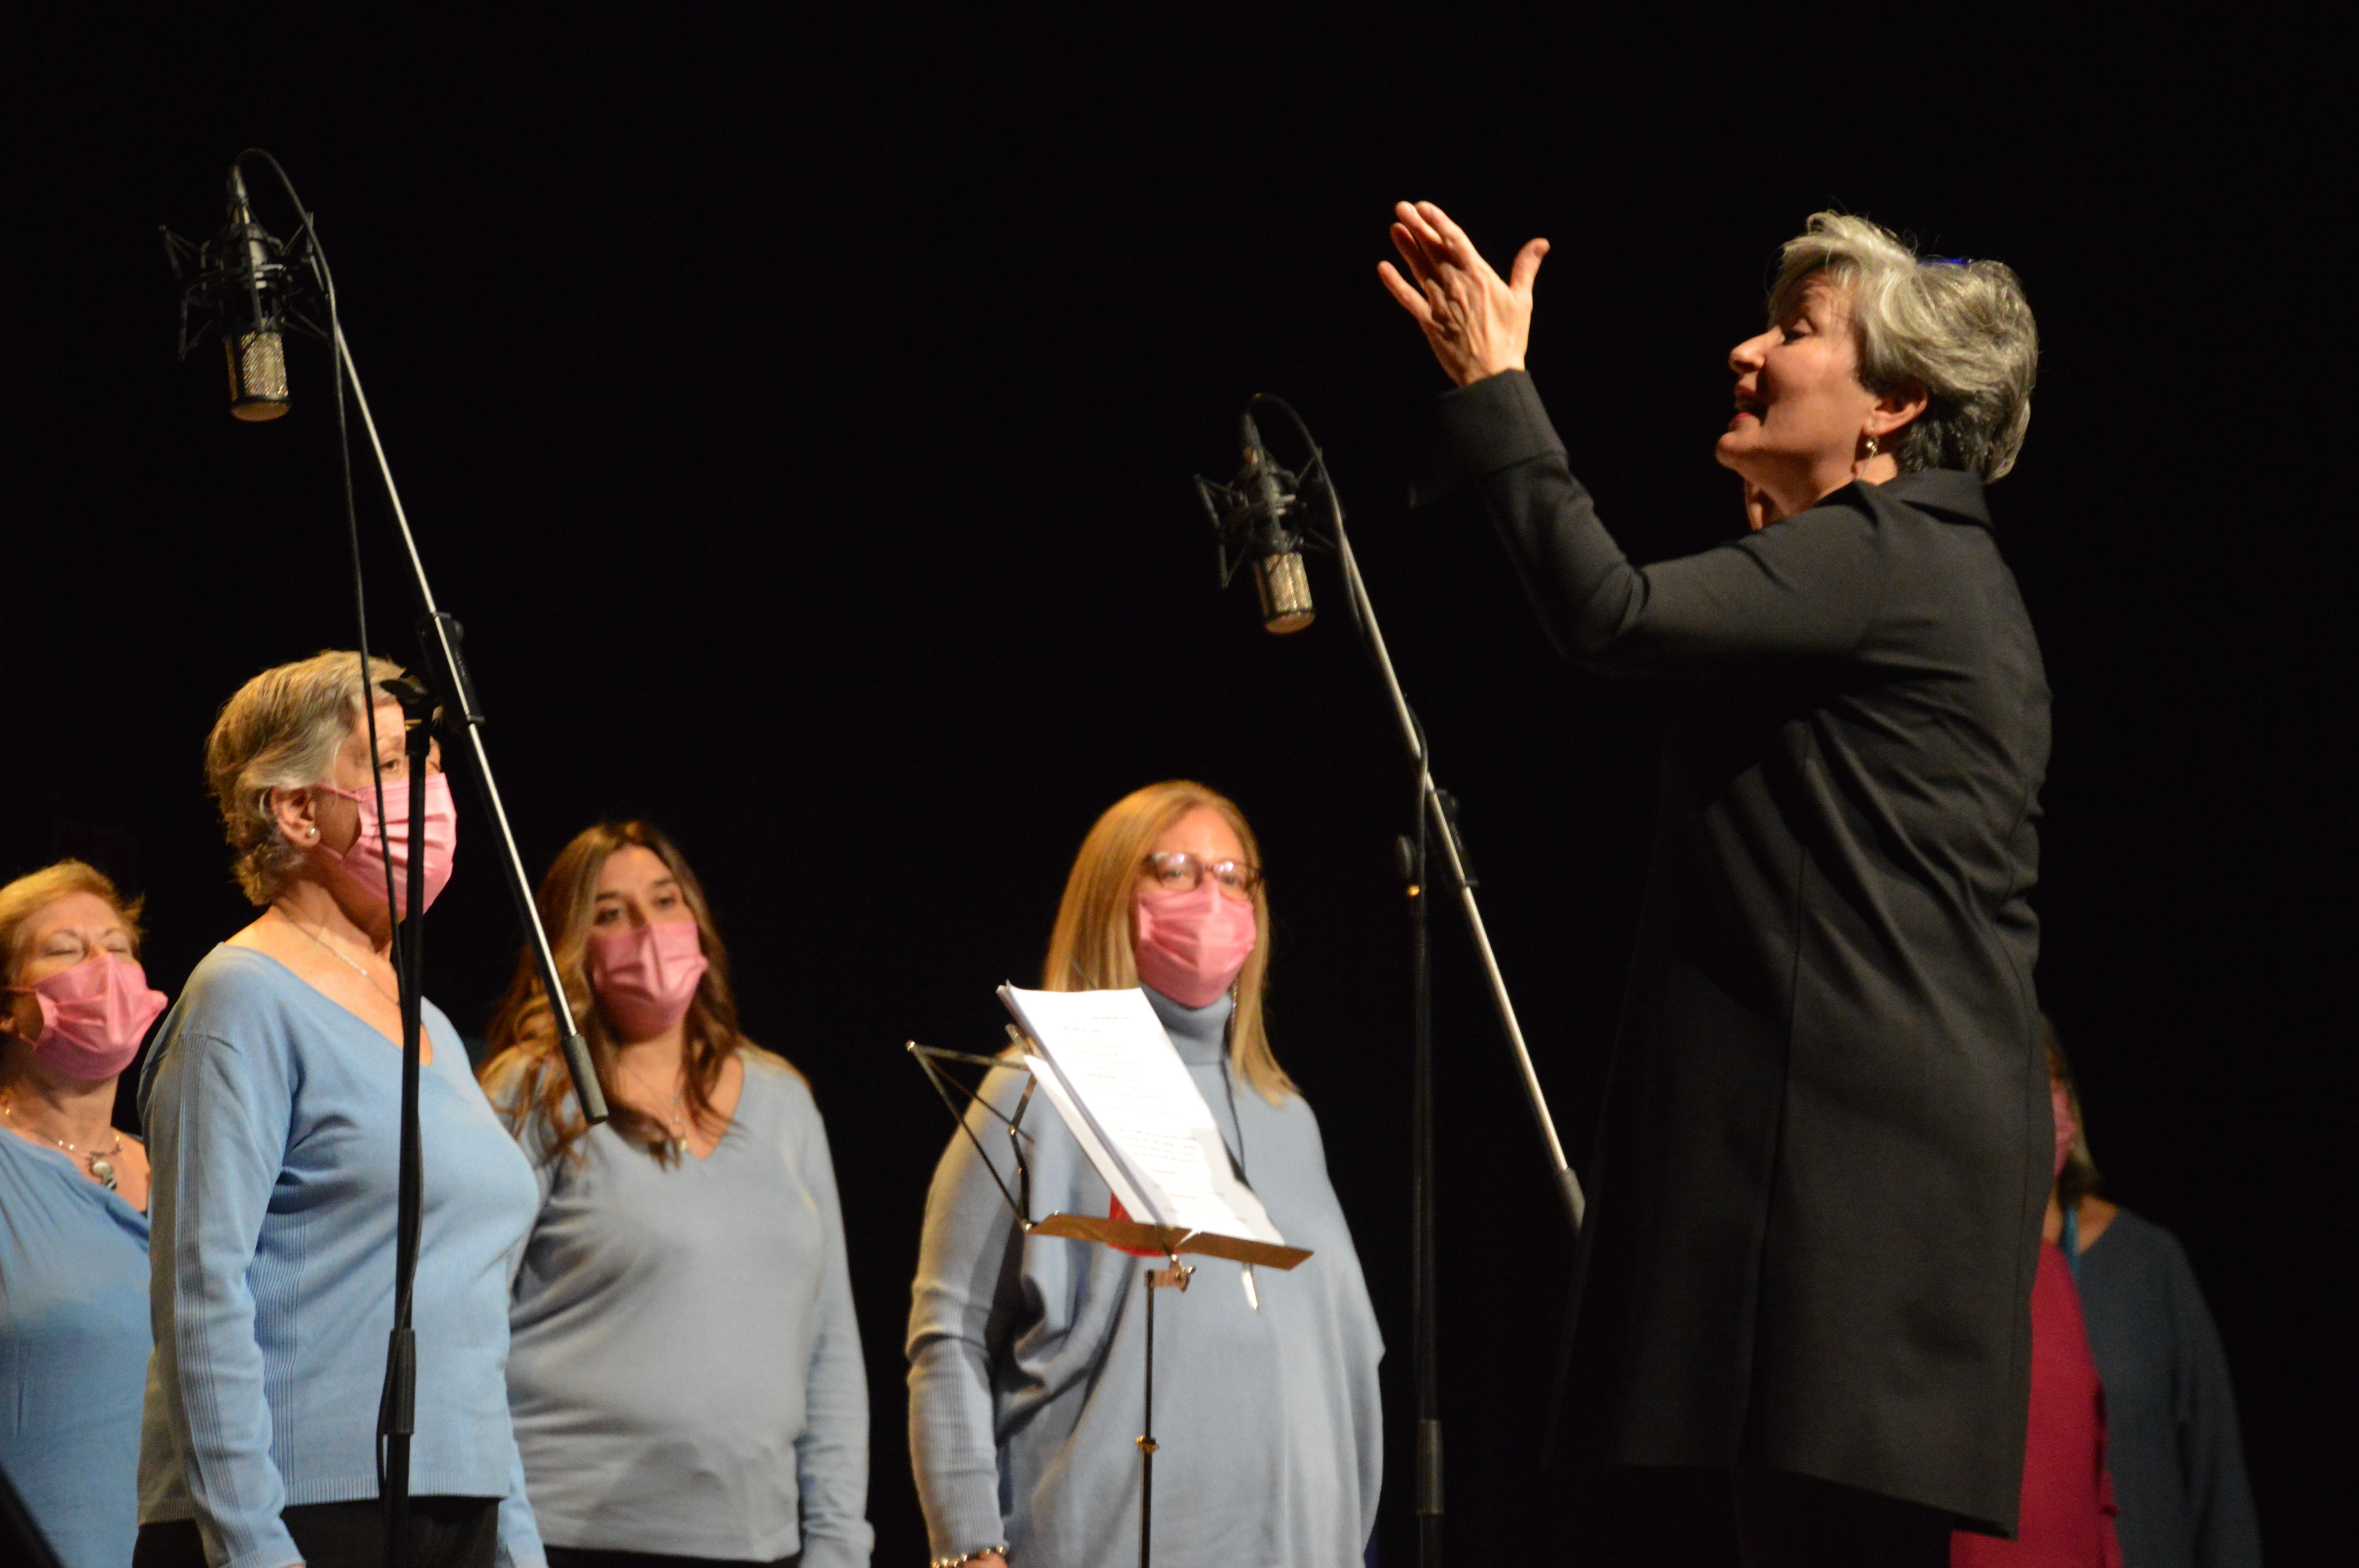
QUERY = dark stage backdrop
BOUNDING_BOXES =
[5,12,2344,1564]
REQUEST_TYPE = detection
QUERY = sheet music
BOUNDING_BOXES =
[1000,984,1284,1245]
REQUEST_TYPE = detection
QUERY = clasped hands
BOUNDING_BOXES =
[1377,200,1549,388]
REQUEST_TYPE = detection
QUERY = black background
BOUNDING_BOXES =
[5,10,2346,1564]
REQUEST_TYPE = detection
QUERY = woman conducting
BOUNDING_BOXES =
[0,861,167,1568]
[907,780,1383,1568]
[1380,204,2049,1565]
[480,821,870,1568]
[136,650,544,1568]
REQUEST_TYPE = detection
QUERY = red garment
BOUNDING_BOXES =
[1952,1242,2123,1567]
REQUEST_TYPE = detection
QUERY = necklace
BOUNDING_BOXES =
[619,1060,691,1157]
[1,1092,125,1190]
[279,909,399,1005]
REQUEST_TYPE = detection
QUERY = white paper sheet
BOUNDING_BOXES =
[1000,984,1284,1246]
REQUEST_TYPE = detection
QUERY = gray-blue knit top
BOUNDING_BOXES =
[906,988,1384,1568]
[489,1049,872,1568]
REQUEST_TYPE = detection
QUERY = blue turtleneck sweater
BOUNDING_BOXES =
[906,987,1383,1568]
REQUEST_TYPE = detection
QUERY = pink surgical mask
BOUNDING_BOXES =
[320,771,457,916]
[2050,1080,2077,1181]
[1133,880,1257,1009]
[588,920,709,1040]
[8,953,169,1081]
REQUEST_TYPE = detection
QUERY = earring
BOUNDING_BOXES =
[1863,434,1880,458]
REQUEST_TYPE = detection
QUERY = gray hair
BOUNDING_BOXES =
[1770,212,2038,481]
[204,650,407,904]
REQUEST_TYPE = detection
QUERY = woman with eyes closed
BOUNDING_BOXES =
[0,861,168,1568]
[480,822,870,1568]
[1381,205,2048,1566]
[907,780,1382,1568]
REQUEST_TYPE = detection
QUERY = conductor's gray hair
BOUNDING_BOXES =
[204,650,407,904]
[1771,212,2039,481]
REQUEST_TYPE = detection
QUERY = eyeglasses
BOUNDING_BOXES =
[1141,851,1261,901]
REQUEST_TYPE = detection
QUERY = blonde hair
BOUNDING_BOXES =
[0,861,145,984]
[1770,212,2039,481]
[204,650,407,904]
[1044,780,1294,1103]
[482,820,771,1167]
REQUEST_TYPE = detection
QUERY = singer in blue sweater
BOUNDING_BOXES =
[907,781,1383,1568]
[134,652,544,1568]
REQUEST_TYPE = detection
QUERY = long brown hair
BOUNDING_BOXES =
[1043,780,1294,1103]
[481,821,759,1166]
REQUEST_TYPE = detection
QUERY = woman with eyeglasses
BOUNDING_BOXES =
[907,780,1383,1568]
[481,821,870,1568]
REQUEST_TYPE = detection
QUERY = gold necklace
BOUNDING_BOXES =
[1,1092,126,1191]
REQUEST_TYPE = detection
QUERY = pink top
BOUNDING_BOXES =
[1953,1241,2123,1567]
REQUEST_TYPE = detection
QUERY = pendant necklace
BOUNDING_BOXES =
[622,1061,691,1158]
[280,909,399,1006]
[1,1093,125,1191]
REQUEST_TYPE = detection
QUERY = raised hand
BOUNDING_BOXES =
[1377,200,1548,387]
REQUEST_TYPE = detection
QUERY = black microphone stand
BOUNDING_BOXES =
[378,679,436,1568]
[172,152,609,1568]
[1201,396,1586,1568]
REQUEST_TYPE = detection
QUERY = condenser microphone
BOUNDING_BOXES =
[166,154,320,420]
[216,167,292,420]
[1195,401,1331,635]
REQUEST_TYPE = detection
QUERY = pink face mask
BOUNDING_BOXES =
[2050,1079,2077,1181]
[8,953,169,1082]
[1133,880,1258,1009]
[588,920,709,1040]
[319,771,458,916]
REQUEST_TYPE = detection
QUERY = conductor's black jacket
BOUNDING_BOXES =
[1432,370,2051,1535]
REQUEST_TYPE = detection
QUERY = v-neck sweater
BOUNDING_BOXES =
[0,1130,151,1568]
[490,1049,871,1568]
[136,944,545,1568]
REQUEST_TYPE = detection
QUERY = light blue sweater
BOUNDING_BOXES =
[489,1049,872,1567]
[907,989,1385,1568]
[0,1132,151,1568]
[137,945,545,1568]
